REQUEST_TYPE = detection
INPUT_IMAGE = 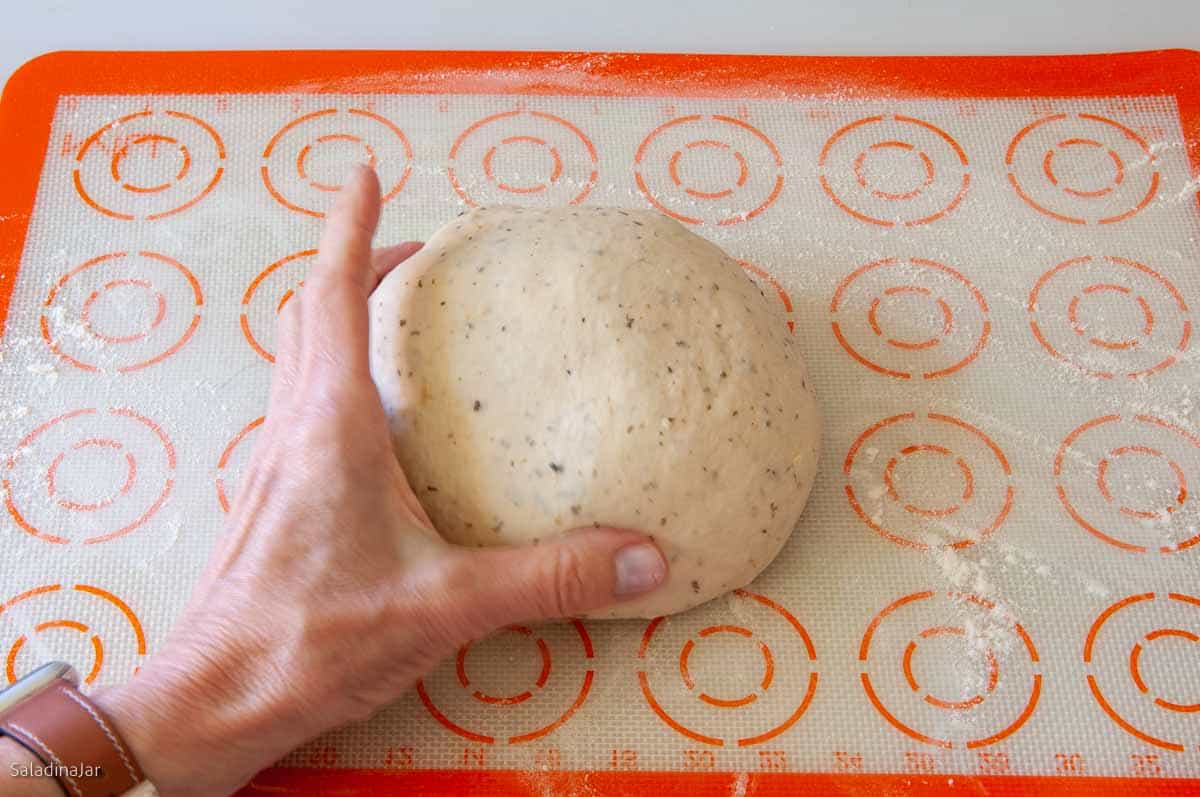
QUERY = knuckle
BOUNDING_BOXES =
[545,546,592,618]
[426,556,500,642]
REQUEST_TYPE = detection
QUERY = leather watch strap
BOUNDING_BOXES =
[0,680,146,797]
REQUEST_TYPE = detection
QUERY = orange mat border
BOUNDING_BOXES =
[2,48,1200,338]
[2,49,1199,794]
[239,767,1200,795]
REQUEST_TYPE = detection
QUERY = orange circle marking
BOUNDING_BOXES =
[1041,138,1124,198]
[1129,641,1149,693]
[41,251,203,374]
[758,641,775,690]
[5,620,104,686]
[416,619,593,745]
[1085,287,1136,347]
[46,438,136,512]
[480,135,565,195]
[664,139,750,201]
[1084,593,1200,749]
[674,624,775,709]
[1066,283,1156,350]
[1140,628,1200,713]
[110,133,191,194]
[454,625,551,707]
[1056,415,1200,553]
[875,286,941,350]
[79,279,167,344]
[860,591,1041,749]
[1006,113,1159,225]
[699,692,757,709]
[215,416,266,513]
[449,110,597,207]
[262,108,411,218]
[739,261,794,334]
[637,589,817,747]
[277,288,296,314]
[831,258,989,380]
[0,583,145,685]
[296,134,377,191]
[852,140,936,201]
[241,250,317,363]
[4,408,174,545]
[819,115,969,227]
[1029,255,1189,380]
[678,639,696,689]
[1137,296,1155,335]
[6,637,23,684]
[881,444,974,518]
[75,110,224,220]
[866,285,954,350]
[1097,445,1187,520]
[635,115,783,226]
[901,626,999,710]
[1129,628,1200,712]
[844,413,1013,550]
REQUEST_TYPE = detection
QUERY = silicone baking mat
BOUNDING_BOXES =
[1,50,1199,796]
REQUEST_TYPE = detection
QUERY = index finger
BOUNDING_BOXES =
[313,164,382,294]
[300,165,381,370]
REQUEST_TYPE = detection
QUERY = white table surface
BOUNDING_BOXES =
[2,0,1198,93]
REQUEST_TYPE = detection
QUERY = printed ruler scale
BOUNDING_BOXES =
[0,50,1199,795]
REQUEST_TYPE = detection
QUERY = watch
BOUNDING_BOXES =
[0,661,156,796]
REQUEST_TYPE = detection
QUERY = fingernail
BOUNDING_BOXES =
[614,543,667,597]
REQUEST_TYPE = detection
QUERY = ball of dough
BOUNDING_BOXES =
[368,206,820,618]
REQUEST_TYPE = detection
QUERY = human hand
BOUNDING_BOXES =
[93,166,668,797]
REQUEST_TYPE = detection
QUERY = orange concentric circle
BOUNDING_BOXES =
[240,250,316,363]
[448,110,598,207]
[4,408,175,545]
[636,589,818,747]
[1084,592,1200,750]
[262,108,413,218]
[634,115,784,226]
[1055,415,1200,554]
[739,261,795,334]
[416,620,593,744]
[819,115,970,227]
[74,109,225,220]
[1029,255,1190,380]
[1,583,147,686]
[831,257,990,379]
[844,412,1014,550]
[40,251,203,374]
[1005,113,1160,225]
[860,591,1041,749]
[215,417,265,513]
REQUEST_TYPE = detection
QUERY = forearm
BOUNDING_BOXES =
[0,736,63,797]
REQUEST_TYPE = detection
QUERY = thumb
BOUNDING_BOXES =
[445,527,668,629]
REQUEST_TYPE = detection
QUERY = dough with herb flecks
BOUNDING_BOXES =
[368,206,820,618]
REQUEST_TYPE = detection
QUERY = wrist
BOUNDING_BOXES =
[94,674,230,797]
[93,647,290,797]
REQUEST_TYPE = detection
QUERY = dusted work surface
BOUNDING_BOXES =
[1,50,1199,794]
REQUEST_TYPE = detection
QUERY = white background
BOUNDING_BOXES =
[2,0,1199,92]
